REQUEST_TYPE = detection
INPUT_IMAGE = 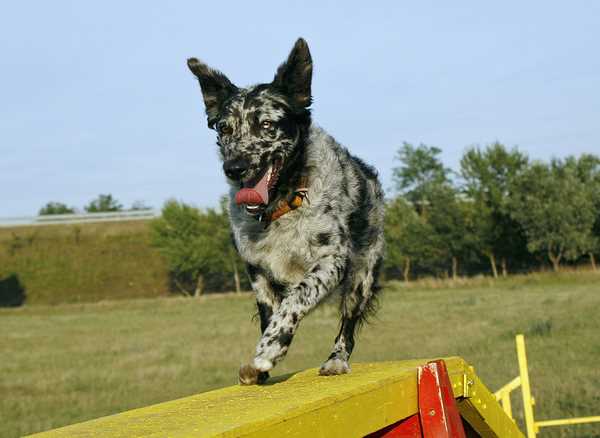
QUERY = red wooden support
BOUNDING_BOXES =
[367,359,467,438]
[418,360,467,438]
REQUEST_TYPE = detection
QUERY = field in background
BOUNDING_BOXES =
[2,271,599,437]
[0,222,169,305]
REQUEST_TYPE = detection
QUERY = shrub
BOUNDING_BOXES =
[150,200,246,296]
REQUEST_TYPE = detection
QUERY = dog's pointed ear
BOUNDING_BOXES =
[187,58,237,128]
[272,38,312,108]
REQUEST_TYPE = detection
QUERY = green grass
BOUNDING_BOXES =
[2,271,600,437]
[0,222,169,305]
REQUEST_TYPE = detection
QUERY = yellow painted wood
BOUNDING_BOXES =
[26,357,524,438]
[498,335,600,434]
[501,392,513,420]
[494,376,521,401]
[455,365,525,438]
[26,359,429,438]
[516,334,537,438]
[537,416,600,428]
[494,375,520,420]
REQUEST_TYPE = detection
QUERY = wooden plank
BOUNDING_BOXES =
[456,365,525,438]
[26,359,439,438]
[26,357,524,438]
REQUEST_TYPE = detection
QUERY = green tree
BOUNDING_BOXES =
[392,142,451,215]
[460,143,529,277]
[384,197,437,281]
[426,186,475,279]
[509,160,597,271]
[150,199,244,296]
[216,195,245,293]
[392,142,475,278]
[38,202,75,215]
[84,194,123,213]
[565,154,600,269]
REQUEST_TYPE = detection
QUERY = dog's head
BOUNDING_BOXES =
[187,38,312,216]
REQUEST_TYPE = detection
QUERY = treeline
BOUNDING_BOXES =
[4,142,595,305]
[385,143,599,280]
[38,194,151,215]
[149,143,599,292]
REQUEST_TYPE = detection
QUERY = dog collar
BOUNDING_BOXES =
[262,176,309,223]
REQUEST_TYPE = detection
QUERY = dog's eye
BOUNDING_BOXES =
[261,120,273,130]
[218,122,233,136]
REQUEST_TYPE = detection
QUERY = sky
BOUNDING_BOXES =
[1,1,599,217]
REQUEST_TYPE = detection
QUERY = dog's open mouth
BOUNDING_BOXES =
[235,160,282,215]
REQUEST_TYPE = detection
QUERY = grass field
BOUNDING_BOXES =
[0,222,169,305]
[2,271,600,437]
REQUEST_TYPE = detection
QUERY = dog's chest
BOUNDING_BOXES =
[234,213,316,285]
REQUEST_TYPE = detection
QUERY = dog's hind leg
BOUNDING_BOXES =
[319,255,383,376]
[319,314,357,375]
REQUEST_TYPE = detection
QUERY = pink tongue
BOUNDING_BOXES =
[235,169,270,206]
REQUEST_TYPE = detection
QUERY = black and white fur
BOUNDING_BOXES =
[187,38,384,384]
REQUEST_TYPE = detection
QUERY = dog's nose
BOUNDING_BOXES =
[223,159,250,181]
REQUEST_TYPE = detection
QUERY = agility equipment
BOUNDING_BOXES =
[494,334,600,437]
[28,334,599,437]
[26,357,523,437]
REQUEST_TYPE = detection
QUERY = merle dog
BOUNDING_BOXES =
[187,38,384,384]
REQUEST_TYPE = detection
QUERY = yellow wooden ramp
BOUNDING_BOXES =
[27,357,524,438]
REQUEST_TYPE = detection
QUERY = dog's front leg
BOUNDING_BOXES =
[239,266,282,385]
[250,254,346,375]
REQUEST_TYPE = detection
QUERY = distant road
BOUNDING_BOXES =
[0,210,160,228]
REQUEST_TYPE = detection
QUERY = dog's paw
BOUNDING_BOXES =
[253,356,274,372]
[239,364,259,385]
[239,363,270,385]
[257,371,270,384]
[319,358,351,376]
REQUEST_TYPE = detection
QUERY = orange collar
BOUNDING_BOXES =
[266,176,309,223]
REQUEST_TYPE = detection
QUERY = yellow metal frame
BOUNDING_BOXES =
[494,334,600,437]
[26,357,524,438]
[494,376,521,419]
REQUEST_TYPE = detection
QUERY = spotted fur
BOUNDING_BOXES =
[187,38,384,383]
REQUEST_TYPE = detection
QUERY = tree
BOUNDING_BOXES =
[565,154,600,269]
[150,199,244,296]
[391,142,474,278]
[218,196,245,293]
[38,202,75,215]
[426,186,475,279]
[392,142,451,215]
[460,143,529,276]
[85,194,123,213]
[384,197,438,281]
[509,160,597,271]
[151,200,214,296]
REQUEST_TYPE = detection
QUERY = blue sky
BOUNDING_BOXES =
[1,1,599,216]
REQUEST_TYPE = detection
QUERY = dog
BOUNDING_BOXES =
[187,38,384,384]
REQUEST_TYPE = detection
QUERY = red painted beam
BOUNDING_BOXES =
[418,360,466,438]
[367,359,467,438]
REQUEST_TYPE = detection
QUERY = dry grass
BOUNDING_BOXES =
[1,271,599,437]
